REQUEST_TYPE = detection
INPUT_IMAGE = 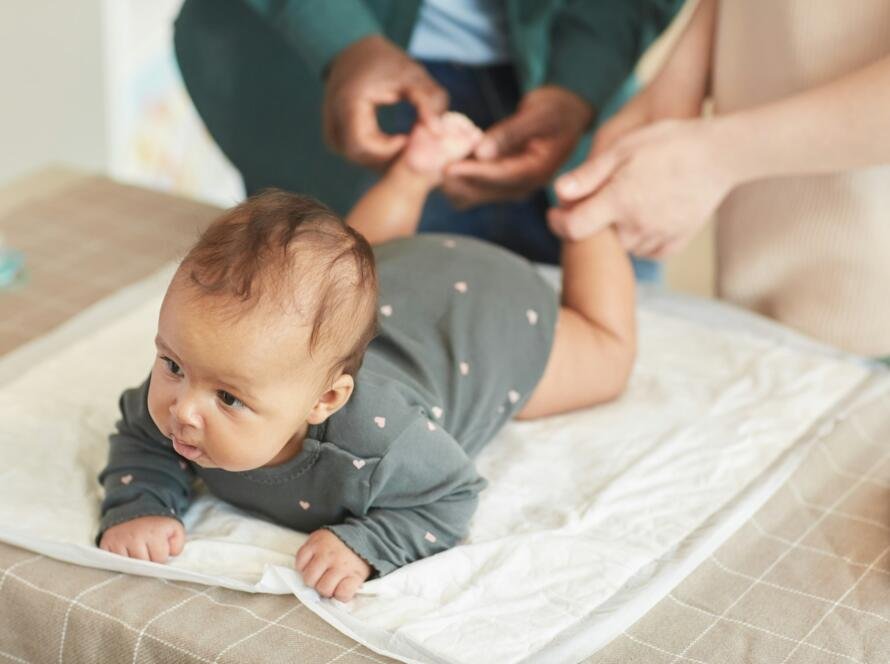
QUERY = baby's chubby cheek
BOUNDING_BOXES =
[146,372,171,436]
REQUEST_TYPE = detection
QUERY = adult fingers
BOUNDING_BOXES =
[548,188,623,241]
[616,224,642,252]
[554,149,623,203]
[440,174,528,209]
[650,237,686,260]
[403,73,449,125]
[343,99,408,167]
[445,150,545,188]
[474,109,543,161]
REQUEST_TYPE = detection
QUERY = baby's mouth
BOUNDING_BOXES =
[171,435,203,461]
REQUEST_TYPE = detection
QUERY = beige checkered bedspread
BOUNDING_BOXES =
[1,170,888,663]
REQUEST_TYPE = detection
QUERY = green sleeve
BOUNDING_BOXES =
[546,0,683,111]
[241,0,382,77]
[325,419,488,576]
[96,378,195,541]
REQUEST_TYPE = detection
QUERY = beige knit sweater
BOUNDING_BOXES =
[712,0,890,356]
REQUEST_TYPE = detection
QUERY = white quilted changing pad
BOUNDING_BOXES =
[0,265,873,664]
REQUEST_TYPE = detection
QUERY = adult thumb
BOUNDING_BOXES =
[404,75,449,123]
[474,110,540,161]
[554,150,621,203]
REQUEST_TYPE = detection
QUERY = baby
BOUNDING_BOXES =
[97,112,636,602]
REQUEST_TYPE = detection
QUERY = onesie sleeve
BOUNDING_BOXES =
[324,418,488,577]
[240,0,382,77]
[96,377,194,542]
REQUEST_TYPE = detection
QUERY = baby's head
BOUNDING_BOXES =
[147,190,377,471]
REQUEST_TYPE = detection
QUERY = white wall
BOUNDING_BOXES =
[0,0,108,185]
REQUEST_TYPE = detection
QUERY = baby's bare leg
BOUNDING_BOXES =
[517,229,636,419]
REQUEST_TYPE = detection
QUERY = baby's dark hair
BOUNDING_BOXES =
[178,189,378,379]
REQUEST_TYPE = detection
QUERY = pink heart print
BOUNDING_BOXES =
[459,361,470,376]
[353,459,366,469]
[379,304,393,317]
[431,406,443,419]
[508,390,521,404]
[424,531,437,543]
[526,309,538,325]
[120,474,133,485]
[299,500,310,510]
[443,239,457,248]
[454,281,468,293]
[426,420,437,432]
[374,416,386,428]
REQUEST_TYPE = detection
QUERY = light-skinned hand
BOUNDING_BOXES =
[550,117,737,258]
[99,515,185,563]
[295,529,372,603]
[442,86,593,209]
[323,35,448,169]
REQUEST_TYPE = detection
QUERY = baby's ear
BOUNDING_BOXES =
[306,373,355,424]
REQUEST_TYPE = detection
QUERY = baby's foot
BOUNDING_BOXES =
[402,112,483,182]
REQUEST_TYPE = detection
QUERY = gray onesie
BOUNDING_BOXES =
[98,235,558,575]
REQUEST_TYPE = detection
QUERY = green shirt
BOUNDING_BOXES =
[174,0,683,214]
[98,235,558,575]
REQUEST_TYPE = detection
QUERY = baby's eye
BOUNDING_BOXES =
[161,356,182,376]
[217,390,245,409]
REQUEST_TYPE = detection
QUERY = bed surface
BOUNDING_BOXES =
[1,170,887,664]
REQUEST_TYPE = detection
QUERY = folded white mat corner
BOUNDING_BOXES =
[0,265,879,664]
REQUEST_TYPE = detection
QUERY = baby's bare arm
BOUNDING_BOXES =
[346,113,482,245]
[99,516,185,563]
[518,228,636,419]
[345,160,438,245]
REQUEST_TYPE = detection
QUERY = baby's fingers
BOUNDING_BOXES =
[126,541,151,561]
[333,575,363,603]
[315,567,345,598]
[294,543,315,573]
[300,556,330,589]
[99,537,128,559]
[146,537,171,563]
[167,524,185,556]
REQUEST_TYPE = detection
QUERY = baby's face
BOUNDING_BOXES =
[147,283,329,472]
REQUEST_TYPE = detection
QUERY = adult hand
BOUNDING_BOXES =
[323,35,448,169]
[442,86,594,209]
[99,516,185,563]
[549,117,738,258]
[295,529,372,602]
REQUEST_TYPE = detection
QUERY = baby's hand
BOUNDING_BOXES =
[295,529,372,602]
[402,111,483,182]
[99,516,185,563]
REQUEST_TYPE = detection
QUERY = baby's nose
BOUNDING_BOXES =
[170,396,202,430]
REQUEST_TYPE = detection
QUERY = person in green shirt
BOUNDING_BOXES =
[174,0,681,273]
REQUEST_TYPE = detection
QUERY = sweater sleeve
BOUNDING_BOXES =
[325,418,487,577]
[96,377,194,541]
[545,0,682,110]
[240,0,382,77]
